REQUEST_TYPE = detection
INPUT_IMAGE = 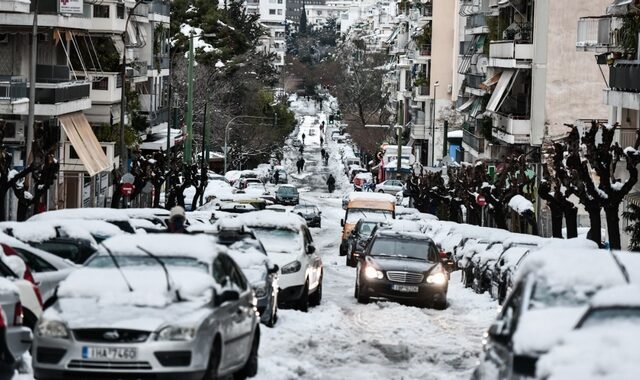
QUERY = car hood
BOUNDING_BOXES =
[512,306,587,355]
[267,251,302,268]
[367,256,436,273]
[46,297,210,331]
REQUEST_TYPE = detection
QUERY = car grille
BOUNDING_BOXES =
[386,271,424,283]
[73,329,150,343]
[67,360,152,370]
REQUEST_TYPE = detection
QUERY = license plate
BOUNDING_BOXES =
[82,346,137,360]
[392,284,419,293]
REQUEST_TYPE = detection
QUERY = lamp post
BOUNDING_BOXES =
[120,0,149,174]
[431,81,439,166]
[224,115,274,173]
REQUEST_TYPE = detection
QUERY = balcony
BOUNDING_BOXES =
[492,113,531,144]
[86,73,122,104]
[576,16,623,53]
[0,76,29,115]
[489,41,534,68]
[33,65,91,115]
[460,40,473,55]
[150,56,170,72]
[465,73,484,89]
[149,0,170,16]
[466,14,488,34]
[609,60,640,93]
[463,128,485,153]
[0,0,30,13]
[126,61,148,81]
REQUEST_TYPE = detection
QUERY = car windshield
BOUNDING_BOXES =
[369,238,433,261]
[358,222,378,237]
[252,227,302,253]
[295,206,316,213]
[579,307,640,328]
[33,241,95,264]
[87,255,209,273]
[346,208,392,224]
[278,187,297,194]
[530,279,598,308]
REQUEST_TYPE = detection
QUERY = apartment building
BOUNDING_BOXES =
[457,0,609,162]
[247,0,287,66]
[286,0,326,24]
[0,0,171,214]
[387,0,457,166]
[305,2,349,28]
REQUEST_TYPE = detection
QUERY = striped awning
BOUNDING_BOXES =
[59,112,112,176]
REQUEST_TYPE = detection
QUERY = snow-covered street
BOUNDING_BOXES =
[256,98,497,379]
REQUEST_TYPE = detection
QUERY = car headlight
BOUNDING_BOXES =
[156,326,197,341]
[281,261,301,274]
[253,282,268,298]
[364,266,383,280]
[426,272,447,285]
[36,320,70,339]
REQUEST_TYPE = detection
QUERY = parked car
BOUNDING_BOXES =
[355,230,448,309]
[233,211,323,312]
[210,220,280,327]
[473,247,638,379]
[0,278,32,375]
[270,168,288,184]
[293,204,322,228]
[275,185,300,206]
[29,209,136,234]
[218,203,257,214]
[377,180,404,195]
[344,219,386,267]
[0,252,43,330]
[536,284,640,380]
[34,234,260,380]
[352,172,372,190]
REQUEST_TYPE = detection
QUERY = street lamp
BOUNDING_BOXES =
[431,81,440,167]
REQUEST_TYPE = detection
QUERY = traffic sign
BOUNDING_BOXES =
[121,183,135,197]
[476,194,487,207]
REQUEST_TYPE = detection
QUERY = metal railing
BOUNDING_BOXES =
[576,16,623,51]
[610,60,640,92]
[126,61,149,78]
[463,128,485,153]
[33,82,91,104]
[0,76,28,101]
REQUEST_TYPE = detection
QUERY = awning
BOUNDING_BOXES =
[481,73,501,89]
[469,98,483,118]
[457,96,476,112]
[59,113,112,176]
[626,192,640,207]
[607,0,634,15]
[486,69,516,113]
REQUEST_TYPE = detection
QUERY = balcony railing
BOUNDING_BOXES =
[490,40,534,60]
[33,82,91,104]
[146,107,169,126]
[151,56,170,71]
[610,60,640,93]
[463,129,485,153]
[460,41,473,55]
[0,76,28,101]
[127,61,149,78]
[576,16,623,52]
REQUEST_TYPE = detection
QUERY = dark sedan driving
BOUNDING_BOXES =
[354,230,448,309]
[293,204,322,228]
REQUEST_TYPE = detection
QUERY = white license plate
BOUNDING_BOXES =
[392,284,419,293]
[82,346,137,360]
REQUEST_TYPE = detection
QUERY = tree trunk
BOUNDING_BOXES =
[586,207,602,247]
[111,185,122,208]
[548,203,563,238]
[152,184,162,208]
[564,206,578,239]
[605,205,622,250]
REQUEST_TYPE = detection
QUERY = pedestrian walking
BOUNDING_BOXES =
[326,174,336,193]
[299,145,304,154]
[320,136,324,146]
[302,133,306,145]
[320,148,326,159]
[274,170,280,185]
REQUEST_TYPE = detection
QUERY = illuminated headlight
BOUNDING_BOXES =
[254,282,268,298]
[281,261,301,274]
[426,272,447,285]
[364,266,384,280]
[156,326,197,341]
[36,320,70,339]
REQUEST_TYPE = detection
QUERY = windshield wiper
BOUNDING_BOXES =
[136,245,176,296]
[102,245,134,292]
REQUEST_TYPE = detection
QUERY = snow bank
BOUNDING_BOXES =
[508,195,534,214]
[101,233,223,263]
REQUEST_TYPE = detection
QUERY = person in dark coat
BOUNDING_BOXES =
[274,170,280,185]
[326,174,336,193]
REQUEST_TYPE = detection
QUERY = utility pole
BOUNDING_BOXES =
[431,81,439,166]
[26,0,39,170]
[396,125,402,179]
[184,32,194,164]
[201,103,208,170]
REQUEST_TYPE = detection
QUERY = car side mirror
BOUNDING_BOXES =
[340,219,345,227]
[4,255,26,279]
[268,264,280,274]
[307,245,316,254]
[215,289,240,306]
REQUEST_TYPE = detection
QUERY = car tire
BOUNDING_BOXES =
[432,299,447,310]
[355,274,369,304]
[204,336,222,380]
[296,282,310,312]
[265,301,278,328]
[377,189,384,193]
[234,328,260,380]
[309,276,323,307]
[23,308,37,331]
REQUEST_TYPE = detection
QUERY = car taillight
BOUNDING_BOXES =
[439,249,447,259]
[13,302,22,326]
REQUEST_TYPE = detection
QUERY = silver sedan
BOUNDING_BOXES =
[377,180,404,195]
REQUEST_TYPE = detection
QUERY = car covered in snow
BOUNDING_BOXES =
[232,211,323,312]
[29,208,136,234]
[376,180,404,195]
[536,284,640,380]
[355,230,448,309]
[34,234,260,380]
[293,204,322,228]
[0,277,32,371]
[474,247,636,380]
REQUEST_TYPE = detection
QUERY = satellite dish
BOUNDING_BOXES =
[477,55,489,75]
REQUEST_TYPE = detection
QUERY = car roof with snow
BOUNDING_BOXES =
[100,233,224,263]
[119,208,171,219]
[0,220,110,244]
[348,192,396,203]
[29,208,131,222]
[588,284,640,309]
[231,210,307,230]
[374,229,432,242]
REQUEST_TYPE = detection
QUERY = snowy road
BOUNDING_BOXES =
[256,98,497,380]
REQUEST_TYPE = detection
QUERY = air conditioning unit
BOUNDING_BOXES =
[4,121,25,144]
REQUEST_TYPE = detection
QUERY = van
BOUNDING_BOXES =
[339,193,396,256]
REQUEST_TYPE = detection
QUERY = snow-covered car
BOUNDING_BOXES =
[233,211,323,312]
[474,247,637,379]
[0,252,43,330]
[275,185,299,206]
[119,208,171,229]
[376,180,404,195]
[536,284,640,380]
[0,277,32,370]
[29,208,136,234]
[355,230,448,309]
[489,246,531,304]
[293,204,321,228]
[218,202,257,214]
[34,234,260,380]
[211,219,280,327]
[352,172,372,190]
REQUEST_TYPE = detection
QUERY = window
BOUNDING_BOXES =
[116,4,125,19]
[93,4,110,18]
[212,257,226,284]
[269,9,276,14]
[277,9,283,15]
[92,77,109,91]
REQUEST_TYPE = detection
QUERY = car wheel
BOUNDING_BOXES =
[265,301,278,328]
[204,336,222,380]
[296,282,310,312]
[432,298,447,310]
[23,308,37,331]
[356,273,369,304]
[309,275,323,307]
[377,189,384,193]
[339,243,346,256]
[234,328,260,380]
